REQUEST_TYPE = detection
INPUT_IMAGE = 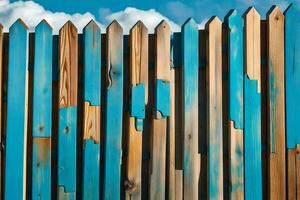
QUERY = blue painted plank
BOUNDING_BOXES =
[32,19,53,200]
[182,18,200,199]
[285,3,300,149]
[225,10,244,199]
[131,83,145,132]
[5,19,29,200]
[103,21,123,200]
[58,107,77,196]
[244,76,262,200]
[82,20,101,200]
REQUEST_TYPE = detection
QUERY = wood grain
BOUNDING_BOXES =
[59,21,78,108]
[267,6,286,200]
[83,102,100,143]
[206,16,223,200]
[126,21,148,200]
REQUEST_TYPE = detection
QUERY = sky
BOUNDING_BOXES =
[0,0,295,34]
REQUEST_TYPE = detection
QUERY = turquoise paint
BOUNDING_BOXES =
[83,21,101,106]
[83,140,100,200]
[5,19,28,200]
[225,10,244,198]
[155,79,170,118]
[32,139,51,200]
[32,20,53,200]
[171,32,181,68]
[285,3,300,149]
[58,187,76,200]
[269,64,279,153]
[58,107,77,194]
[225,10,244,129]
[103,23,123,200]
[130,83,145,131]
[82,20,101,200]
[182,18,199,198]
[244,75,262,200]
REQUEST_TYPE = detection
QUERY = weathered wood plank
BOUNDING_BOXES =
[267,6,286,200]
[182,18,200,200]
[206,16,223,200]
[82,20,101,200]
[58,21,78,199]
[5,19,29,200]
[103,20,124,200]
[225,10,244,200]
[244,7,262,200]
[149,20,170,200]
[32,20,53,200]
[284,4,300,199]
[125,21,148,200]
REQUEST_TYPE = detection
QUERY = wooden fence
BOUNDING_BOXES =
[0,4,299,200]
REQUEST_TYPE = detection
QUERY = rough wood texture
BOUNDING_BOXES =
[182,18,200,200]
[59,21,78,108]
[103,20,124,200]
[267,6,286,200]
[244,8,262,200]
[58,21,78,199]
[149,20,170,200]
[206,17,223,200]
[126,21,148,200]
[5,19,29,200]
[83,102,100,143]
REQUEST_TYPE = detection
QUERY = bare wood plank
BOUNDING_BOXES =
[83,102,100,143]
[206,16,223,200]
[125,21,148,200]
[267,6,286,200]
[244,7,262,200]
[149,20,170,200]
[288,148,296,200]
[58,21,78,199]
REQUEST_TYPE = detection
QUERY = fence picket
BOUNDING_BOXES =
[82,20,101,200]
[206,16,223,200]
[32,20,53,200]
[5,19,29,199]
[267,6,286,200]
[284,3,300,199]
[103,20,123,200]
[225,10,244,200]
[182,18,200,200]
[58,21,78,199]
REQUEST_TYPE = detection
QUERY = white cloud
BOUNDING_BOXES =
[99,7,181,33]
[0,0,104,34]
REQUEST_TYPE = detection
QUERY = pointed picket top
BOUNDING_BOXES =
[284,3,299,16]
[83,20,100,32]
[205,16,222,29]
[9,18,29,31]
[267,5,284,20]
[182,18,198,31]
[155,20,170,34]
[35,19,53,32]
[130,20,148,34]
[107,20,123,33]
[59,20,78,34]
[225,9,243,29]
[244,7,260,18]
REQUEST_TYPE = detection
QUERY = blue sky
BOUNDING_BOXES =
[0,0,294,33]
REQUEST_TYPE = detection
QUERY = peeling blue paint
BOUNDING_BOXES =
[155,79,170,118]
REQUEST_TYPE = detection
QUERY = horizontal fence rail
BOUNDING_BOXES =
[0,4,299,200]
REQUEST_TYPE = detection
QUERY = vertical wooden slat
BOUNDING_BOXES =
[181,18,200,200]
[58,21,78,199]
[149,20,170,200]
[32,20,53,200]
[0,23,2,200]
[125,21,148,200]
[267,6,286,200]
[103,20,123,200]
[244,7,262,200]
[284,4,300,200]
[5,19,29,200]
[206,16,223,200]
[82,20,101,200]
[225,10,244,200]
